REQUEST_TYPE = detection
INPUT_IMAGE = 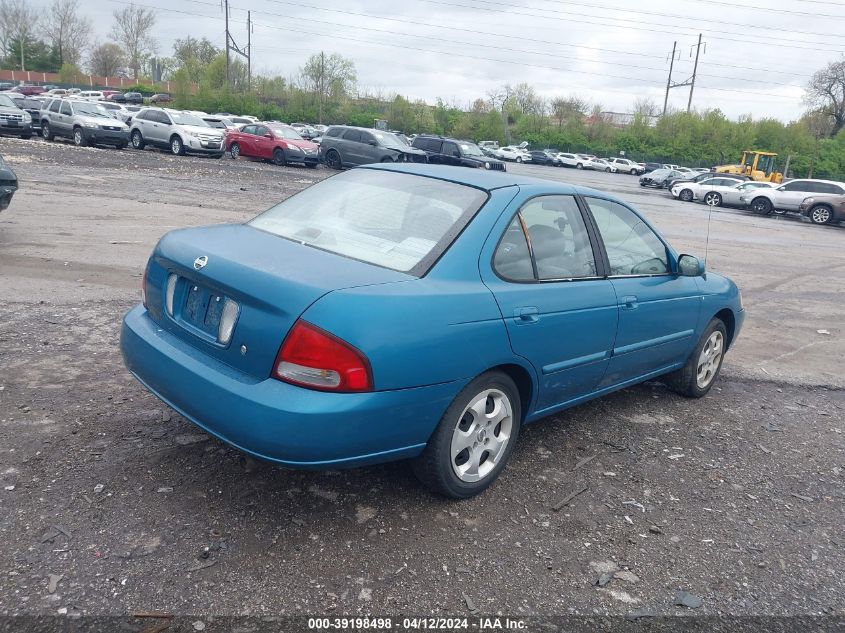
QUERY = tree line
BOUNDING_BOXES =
[2,0,845,180]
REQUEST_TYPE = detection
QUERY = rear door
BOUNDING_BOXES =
[482,193,619,412]
[252,125,272,159]
[341,128,363,164]
[238,125,257,156]
[441,141,462,166]
[583,196,701,386]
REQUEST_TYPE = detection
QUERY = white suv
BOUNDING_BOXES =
[739,178,845,215]
[607,157,644,175]
[130,108,225,157]
[496,146,532,163]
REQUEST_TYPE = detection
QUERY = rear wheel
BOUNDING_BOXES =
[131,129,145,150]
[412,371,521,498]
[666,319,727,398]
[679,188,694,202]
[73,127,87,147]
[324,149,342,170]
[272,148,286,166]
[750,197,773,215]
[230,142,240,159]
[809,204,833,225]
[703,191,722,207]
[42,122,53,141]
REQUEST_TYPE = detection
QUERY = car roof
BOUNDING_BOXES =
[362,163,619,199]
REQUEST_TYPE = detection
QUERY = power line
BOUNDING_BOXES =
[676,0,845,18]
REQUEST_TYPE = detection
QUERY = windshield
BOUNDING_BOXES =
[0,95,16,108]
[271,126,304,140]
[460,142,485,157]
[372,131,406,150]
[170,111,208,127]
[72,102,111,118]
[250,169,488,275]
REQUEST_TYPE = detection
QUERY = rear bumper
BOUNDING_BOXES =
[121,305,463,468]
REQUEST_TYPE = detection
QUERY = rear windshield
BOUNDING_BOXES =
[249,169,488,275]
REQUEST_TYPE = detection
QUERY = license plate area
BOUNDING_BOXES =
[178,281,231,342]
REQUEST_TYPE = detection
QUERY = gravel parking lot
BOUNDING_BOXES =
[0,139,843,621]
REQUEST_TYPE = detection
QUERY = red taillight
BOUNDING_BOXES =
[273,321,372,392]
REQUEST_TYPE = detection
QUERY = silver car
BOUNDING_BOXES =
[40,98,129,148]
[130,108,225,157]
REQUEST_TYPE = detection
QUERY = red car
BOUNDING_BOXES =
[17,86,46,96]
[225,122,319,167]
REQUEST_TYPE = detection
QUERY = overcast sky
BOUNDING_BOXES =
[68,0,841,121]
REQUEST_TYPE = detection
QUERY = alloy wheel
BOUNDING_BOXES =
[171,137,182,155]
[230,143,240,158]
[696,331,724,389]
[811,206,831,224]
[450,389,513,483]
[680,189,693,202]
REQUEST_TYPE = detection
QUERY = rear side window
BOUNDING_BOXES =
[817,182,844,194]
[494,216,534,282]
[586,198,669,276]
[342,129,362,142]
[250,169,488,275]
[325,127,343,138]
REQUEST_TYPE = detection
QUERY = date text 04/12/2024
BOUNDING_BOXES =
[307,617,528,630]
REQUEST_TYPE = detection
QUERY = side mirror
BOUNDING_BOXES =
[678,254,705,277]
[264,133,272,138]
[368,140,377,146]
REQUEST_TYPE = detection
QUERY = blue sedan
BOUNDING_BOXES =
[121,164,743,498]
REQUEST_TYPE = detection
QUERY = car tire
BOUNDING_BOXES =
[516,156,522,163]
[679,188,694,202]
[666,318,727,398]
[272,148,286,166]
[170,135,185,156]
[73,127,87,147]
[576,163,583,169]
[750,197,773,215]
[412,370,521,499]
[230,142,240,159]
[808,204,834,225]
[324,149,342,170]
[703,192,722,207]
[630,168,637,175]
[605,167,611,173]
[42,122,53,141]
[131,130,145,150]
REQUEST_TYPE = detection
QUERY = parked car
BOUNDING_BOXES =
[44,88,68,97]
[412,135,506,170]
[527,150,559,166]
[226,123,319,167]
[672,178,776,206]
[740,179,845,216]
[79,90,105,101]
[639,168,682,188]
[0,93,33,139]
[121,163,744,498]
[496,146,532,163]
[124,92,144,104]
[555,152,579,168]
[0,153,17,211]
[150,93,172,104]
[17,85,46,96]
[202,116,236,130]
[798,194,845,225]
[585,157,617,172]
[97,101,134,124]
[0,82,14,91]
[666,171,746,191]
[40,98,129,147]
[290,122,319,139]
[101,90,122,98]
[642,162,663,173]
[9,95,43,133]
[106,92,127,103]
[319,125,427,168]
[606,157,644,175]
[130,108,224,157]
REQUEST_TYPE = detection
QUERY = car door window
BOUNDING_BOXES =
[241,125,255,135]
[585,197,669,276]
[817,182,844,194]
[49,100,61,113]
[343,129,362,143]
[254,125,269,137]
[781,181,807,192]
[442,141,460,157]
[360,131,376,146]
[59,101,72,115]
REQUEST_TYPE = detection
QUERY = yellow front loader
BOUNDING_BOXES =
[714,150,783,183]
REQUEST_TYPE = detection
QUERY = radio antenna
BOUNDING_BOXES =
[703,196,716,267]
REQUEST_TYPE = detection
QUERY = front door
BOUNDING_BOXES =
[483,193,618,413]
[583,196,701,386]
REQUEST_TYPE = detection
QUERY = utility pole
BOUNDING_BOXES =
[224,0,251,90]
[663,34,705,115]
[663,41,676,117]
[318,51,325,124]
[687,33,704,112]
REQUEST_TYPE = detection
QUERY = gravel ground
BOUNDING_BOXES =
[0,138,843,622]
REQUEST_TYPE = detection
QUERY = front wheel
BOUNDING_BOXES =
[703,191,722,207]
[272,148,286,166]
[73,128,87,147]
[666,319,727,398]
[630,168,637,175]
[809,204,833,225]
[516,156,522,163]
[576,162,583,169]
[679,188,694,202]
[412,371,521,498]
[170,135,185,156]
[750,197,773,215]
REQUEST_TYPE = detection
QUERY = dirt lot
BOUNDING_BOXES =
[0,138,843,622]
